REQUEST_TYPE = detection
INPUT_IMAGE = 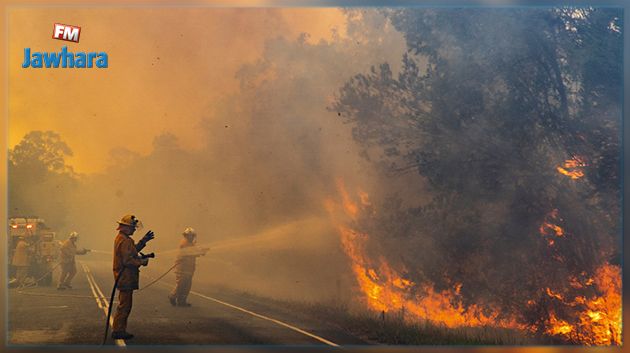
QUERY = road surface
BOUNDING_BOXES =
[8,258,366,347]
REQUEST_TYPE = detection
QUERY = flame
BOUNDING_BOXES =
[556,156,586,179]
[539,209,565,246]
[330,178,620,345]
[546,288,565,301]
[543,263,622,345]
[336,178,358,220]
[546,312,574,336]
[330,182,521,330]
[336,224,522,329]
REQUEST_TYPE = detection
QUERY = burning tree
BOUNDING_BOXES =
[331,8,621,345]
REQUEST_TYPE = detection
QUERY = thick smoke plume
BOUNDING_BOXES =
[46,10,408,302]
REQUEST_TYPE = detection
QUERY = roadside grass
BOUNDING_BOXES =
[297,301,540,345]
[219,286,544,345]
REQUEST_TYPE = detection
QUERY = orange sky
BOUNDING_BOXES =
[9,7,347,173]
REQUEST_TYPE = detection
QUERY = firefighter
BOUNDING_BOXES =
[12,236,30,287]
[57,231,90,290]
[168,227,208,307]
[111,214,155,340]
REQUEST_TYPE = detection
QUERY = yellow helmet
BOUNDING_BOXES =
[116,214,142,229]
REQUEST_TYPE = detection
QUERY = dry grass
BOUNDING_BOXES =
[288,300,544,345]
[223,286,546,345]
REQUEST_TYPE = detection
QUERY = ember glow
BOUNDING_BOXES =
[556,156,586,179]
[539,209,565,246]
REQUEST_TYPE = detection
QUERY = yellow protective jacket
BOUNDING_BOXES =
[60,239,88,265]
[174,239,205,276]
[113,232,144,290]
[12,240,30,267]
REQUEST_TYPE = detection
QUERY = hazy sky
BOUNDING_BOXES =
[9,8,348,173]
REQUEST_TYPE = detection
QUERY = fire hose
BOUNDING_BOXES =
[16,258,176,299]
[16,262,105,299]
[102,252,154,346]
[138,263,177,292]
[17,261,61,289]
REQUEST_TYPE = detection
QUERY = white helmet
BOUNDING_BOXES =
[183,227,196,237]
[69,231,79,239]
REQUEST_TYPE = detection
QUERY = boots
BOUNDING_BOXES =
[111,331,134,340]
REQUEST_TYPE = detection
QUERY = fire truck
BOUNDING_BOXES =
[8,217,59,286]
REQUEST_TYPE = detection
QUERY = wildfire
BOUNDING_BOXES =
[329,179,521,330]
[329,178,621,345]
[556,156,586,179]
[543,263,622,345]
[546,312,574,336]
[337,225,521,328]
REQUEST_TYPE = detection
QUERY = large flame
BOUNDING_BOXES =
[542,263,621,345]
[336,225,521,328]
[537,208,622,345]
[329,178,621,345]
[328,179,521,329]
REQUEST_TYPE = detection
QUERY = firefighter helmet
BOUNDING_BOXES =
[69,231,79,239]
[183,227,196,237]
[117,214,141,228]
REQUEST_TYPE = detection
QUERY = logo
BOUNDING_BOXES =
[52,23,81,43]
[22,23,108,69]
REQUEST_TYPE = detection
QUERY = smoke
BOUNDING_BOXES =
[11,7,620,344]
[54,9,407,302]
[328,8,622,343]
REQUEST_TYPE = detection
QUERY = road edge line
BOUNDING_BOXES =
[189,289,340,347]
[80,261,126,347]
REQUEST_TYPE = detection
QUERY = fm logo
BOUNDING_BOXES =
[52,23,81,43]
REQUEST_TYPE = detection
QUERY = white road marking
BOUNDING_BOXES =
[189,290,340,347]
[145,272,339,347]
[82,262,104,310]
[80,261,126,347]
[84,264,109,304]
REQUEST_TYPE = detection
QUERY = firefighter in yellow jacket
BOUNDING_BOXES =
[57,231,90,290]
[111,214,154,340]
[168,227,208,307]
[12,236,31,287]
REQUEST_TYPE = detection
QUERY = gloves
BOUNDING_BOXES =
[136,230,155,252]
[141,230,155,243]
[85,249,91,253]
[140,258,149,266]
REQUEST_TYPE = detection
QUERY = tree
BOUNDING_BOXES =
[9,131,77,229]
[333,7,621,333]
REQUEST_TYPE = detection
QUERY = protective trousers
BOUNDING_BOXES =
[112,290,133,333]
[15,266,28,286]
[170,272,193,305]
[58,263,77,287]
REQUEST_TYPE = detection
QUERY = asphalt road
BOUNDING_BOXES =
[8,258,366,347]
